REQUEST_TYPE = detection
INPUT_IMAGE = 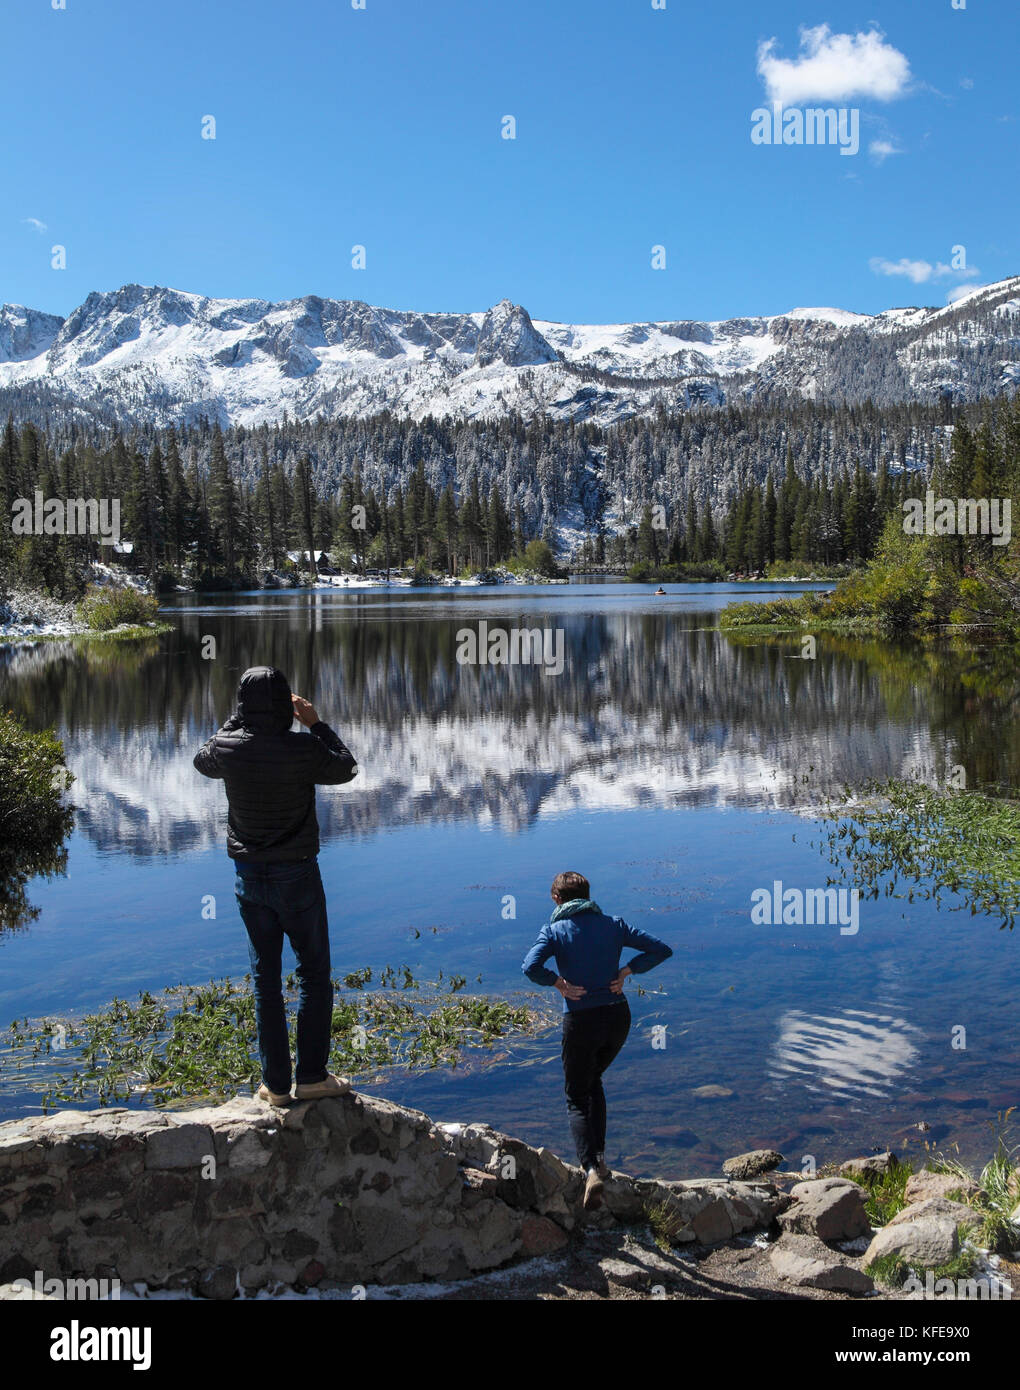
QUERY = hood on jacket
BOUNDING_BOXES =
[234,666,294,735]
[551,898,601,922]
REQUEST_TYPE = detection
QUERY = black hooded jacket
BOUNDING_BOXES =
[193,666,358,862]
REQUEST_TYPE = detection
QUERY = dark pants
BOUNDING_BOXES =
[234,858,333,1094]
[561,998,631,1170]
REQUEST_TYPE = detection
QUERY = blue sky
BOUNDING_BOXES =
[3,0,1017,324]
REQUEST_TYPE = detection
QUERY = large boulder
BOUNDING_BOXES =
[863,1197,981,1270]
[769,1233,874,1293]
[778,1177,872,1243]
[722,1149,784,1180]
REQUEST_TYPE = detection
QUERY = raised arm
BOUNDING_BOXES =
[193,736,223,779]
[291,692,358,785]
[307,721,358,786]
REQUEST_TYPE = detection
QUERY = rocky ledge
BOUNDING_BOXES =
[1,1103,1014,1301]
[0,1091,788,1297]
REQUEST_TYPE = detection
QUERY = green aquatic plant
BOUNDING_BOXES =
[814,779,1020,929]
[0,968,554,1111]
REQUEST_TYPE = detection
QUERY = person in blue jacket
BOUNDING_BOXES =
[521,870,672,1210]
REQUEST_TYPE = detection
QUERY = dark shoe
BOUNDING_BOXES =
[583,1168,604,1209]
[595,1154,611,1180]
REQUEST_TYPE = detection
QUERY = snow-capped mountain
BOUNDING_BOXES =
[1,277,1018,429]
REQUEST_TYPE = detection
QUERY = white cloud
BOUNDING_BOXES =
[870,257,934,284]
[22,216,47,234]
[868,139,902,163]
[869,258,981,285]
[757,25,912,106]
[959,77,974,90]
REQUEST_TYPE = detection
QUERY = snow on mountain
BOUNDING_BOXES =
[1,276,1018,429]
[0,303,65,363]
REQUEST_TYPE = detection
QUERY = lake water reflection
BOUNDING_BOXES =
[0,582,1016,1177]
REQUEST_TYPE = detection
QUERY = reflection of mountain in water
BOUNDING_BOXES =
[769,1008,922,1100]
[0,599,1013,855]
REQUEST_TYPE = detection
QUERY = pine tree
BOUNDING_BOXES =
[436,484,458,574]
[294,455,318,578]
[207,425,237,574]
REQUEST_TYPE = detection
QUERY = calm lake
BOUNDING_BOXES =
[0,581,1017,1178]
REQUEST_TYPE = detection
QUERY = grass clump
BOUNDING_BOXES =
[864,1252,909,1288]
[646,1200,689,1253]
[843,1157,913,1226]
[921,1112,1020,1254]
[929,1245,980,1282]
[966,1116,1020,1254]
[75,584,160,631]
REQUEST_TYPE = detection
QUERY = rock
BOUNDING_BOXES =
[197,1265,237,1301]
[769,1234,874,1293]
[601,1179,647,1224]
[864,1197,981,1270]
[225,1130,273,1172]
[691,1085,733,1099]
[460,1166,500,1200]
[299,1259,326,1287]
[839,1152,898,1179]
[0,1132,40,1163]
[778,1177,871,1242]
[520,1215,569,1256]
[722,1150,784,1180]
[903,1171,979,1205]
[144,1123,215,1171]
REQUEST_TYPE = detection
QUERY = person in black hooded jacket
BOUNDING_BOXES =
[194,666,358,1106]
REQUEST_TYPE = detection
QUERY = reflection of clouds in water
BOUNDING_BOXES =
[769,1008,921,1100]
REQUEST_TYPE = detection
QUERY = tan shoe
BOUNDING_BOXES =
[294,1073,352,1100]
[583,1168,604,1210]
[256,1083,292,1106]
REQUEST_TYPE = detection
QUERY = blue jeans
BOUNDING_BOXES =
[234,858,333,1094]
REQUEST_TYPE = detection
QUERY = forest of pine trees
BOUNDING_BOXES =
[0,393,1016,599]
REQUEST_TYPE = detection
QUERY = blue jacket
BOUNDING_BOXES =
[521,899,672,1013]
